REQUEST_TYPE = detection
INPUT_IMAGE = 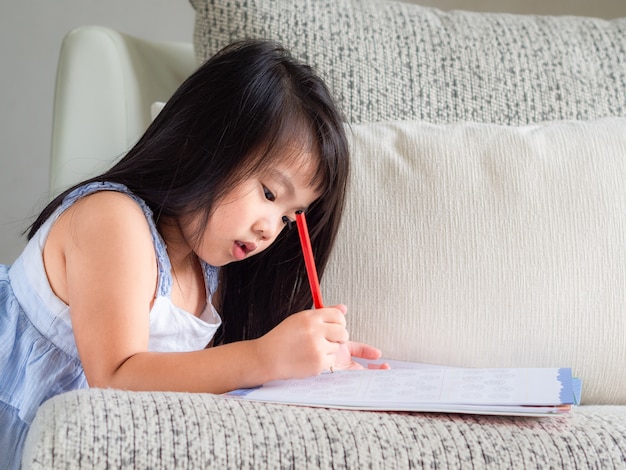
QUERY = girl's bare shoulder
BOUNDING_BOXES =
[44,190,158,303]
[68,190,147,219]
[61,190,156,252]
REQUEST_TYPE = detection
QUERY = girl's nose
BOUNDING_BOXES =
[254,215,283,241]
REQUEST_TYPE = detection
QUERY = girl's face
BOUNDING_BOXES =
[189,153,321,267]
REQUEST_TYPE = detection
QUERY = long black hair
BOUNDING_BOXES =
[29,39,350,345]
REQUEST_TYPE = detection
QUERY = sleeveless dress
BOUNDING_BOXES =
[0,182,221,470]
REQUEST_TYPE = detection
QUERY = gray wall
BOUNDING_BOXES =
[0,1,195,263]
[1,0,625,263]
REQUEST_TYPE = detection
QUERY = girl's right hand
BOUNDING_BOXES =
[255,305,349,380]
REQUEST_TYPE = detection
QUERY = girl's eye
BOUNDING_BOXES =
[282,216,295,229]
[263,186,276,202]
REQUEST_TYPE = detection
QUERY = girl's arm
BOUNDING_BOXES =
[46,192,348,394]
[98,306,348,393]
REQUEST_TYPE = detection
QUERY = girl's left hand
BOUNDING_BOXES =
[333,341,391,371]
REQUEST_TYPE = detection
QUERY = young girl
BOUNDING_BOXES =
[0,39,387,467]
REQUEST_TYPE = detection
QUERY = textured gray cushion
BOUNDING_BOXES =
[23,389,626,468]
[190,0,626,124]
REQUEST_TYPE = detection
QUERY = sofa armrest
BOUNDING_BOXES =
[22,389,626,468]
[50,26,196,196]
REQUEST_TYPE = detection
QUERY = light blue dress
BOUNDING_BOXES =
[0,182,221,470]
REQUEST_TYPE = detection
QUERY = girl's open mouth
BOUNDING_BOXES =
[233,241,256,260]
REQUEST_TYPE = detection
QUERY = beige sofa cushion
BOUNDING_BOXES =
[190,0,626,125]
[321,117,626,405]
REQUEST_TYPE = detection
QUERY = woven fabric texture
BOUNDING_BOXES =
[23,389,626,469]
[191,0,626,125]
[322,117,626,405]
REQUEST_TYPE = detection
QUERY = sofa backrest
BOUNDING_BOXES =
[191,0,626,125]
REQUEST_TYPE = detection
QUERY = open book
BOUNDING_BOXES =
[226,359,582,417]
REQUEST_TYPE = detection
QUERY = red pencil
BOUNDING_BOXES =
[295,211,324,309]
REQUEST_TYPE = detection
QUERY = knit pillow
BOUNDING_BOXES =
[321,117,626,405]
[190,0,626,124]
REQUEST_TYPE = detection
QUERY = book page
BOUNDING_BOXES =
[227,366,576,416]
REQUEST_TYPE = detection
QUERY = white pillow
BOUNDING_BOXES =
[322,117,626,405]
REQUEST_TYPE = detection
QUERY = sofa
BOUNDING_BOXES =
[22,0,626,467]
